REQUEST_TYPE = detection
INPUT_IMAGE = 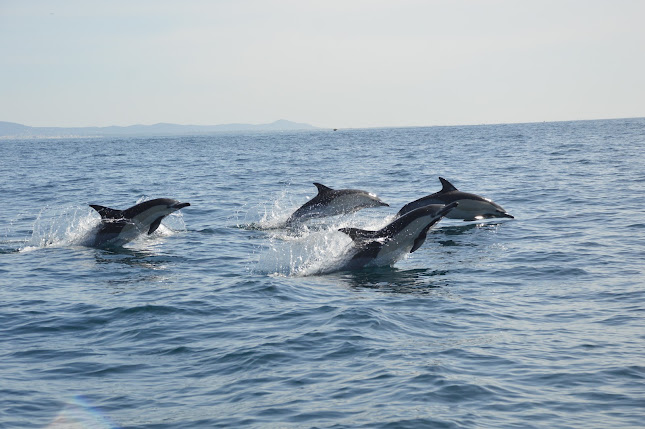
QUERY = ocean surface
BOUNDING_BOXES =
[1,118,644,428]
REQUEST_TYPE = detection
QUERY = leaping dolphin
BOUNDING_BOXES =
[286,183,388,225]
[396,177,513,221]
[89,198,190,247]
[338,202,458,270]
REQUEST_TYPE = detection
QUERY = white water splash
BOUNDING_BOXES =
[20,205,99,252]
[253,210,399,276]
[248,187,299,230]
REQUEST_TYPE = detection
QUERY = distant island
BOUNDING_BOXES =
[0,119,319,138]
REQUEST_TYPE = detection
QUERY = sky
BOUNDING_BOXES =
[1,0,644,129]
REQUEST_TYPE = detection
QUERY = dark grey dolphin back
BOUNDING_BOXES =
[90,198,181,221]
[121,198,179,219]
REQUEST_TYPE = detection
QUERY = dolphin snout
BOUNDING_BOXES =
[446,201,459,210]
[440,201,459,215]
[172,202,191,209]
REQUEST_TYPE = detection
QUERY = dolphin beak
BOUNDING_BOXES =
[172,202,191,209]
[440,201,459,215]
[501,212,514,219]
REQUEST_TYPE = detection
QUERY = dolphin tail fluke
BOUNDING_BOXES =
[90,204,123,220]
[338,227,380,243]
[438,177,458,193]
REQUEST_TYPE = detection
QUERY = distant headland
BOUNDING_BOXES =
[0,119,319,139]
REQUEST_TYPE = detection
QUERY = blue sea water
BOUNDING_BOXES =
[1,118,644,428]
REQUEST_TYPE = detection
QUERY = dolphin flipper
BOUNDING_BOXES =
[410,225,433,253]
[148,216,164,235]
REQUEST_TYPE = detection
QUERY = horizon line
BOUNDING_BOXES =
[2,115,643,131]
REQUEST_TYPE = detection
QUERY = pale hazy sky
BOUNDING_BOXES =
[1,0,644,128]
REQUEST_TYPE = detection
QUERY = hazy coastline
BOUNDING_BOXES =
[0,119,318,139]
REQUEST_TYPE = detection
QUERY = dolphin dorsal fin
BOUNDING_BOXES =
[313,183,333,194]
[90,204,124,220]
[438,177,458,193]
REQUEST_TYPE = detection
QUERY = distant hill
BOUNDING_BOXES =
[0,119,319,138]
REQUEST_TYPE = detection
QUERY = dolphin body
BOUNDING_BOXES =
[338,202,458,270]
[396,177,513,221]
[286,183,388,225]
[89,198,190,247]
